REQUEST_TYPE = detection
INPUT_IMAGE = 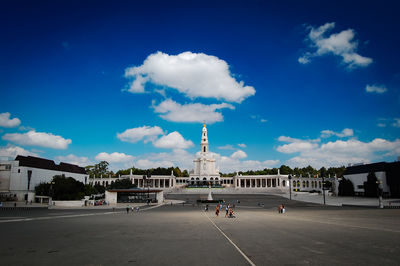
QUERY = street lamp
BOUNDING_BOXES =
[322,175,326,205]
[288,175,292,200]
[143,171,151,204]
[376,180,383,209]
[49,181,55,205]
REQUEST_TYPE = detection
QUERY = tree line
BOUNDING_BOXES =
[85,161,346,179]
[220,165,346,178]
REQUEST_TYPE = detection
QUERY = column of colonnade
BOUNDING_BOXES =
[130,177,174,189]
[234,176,288,189]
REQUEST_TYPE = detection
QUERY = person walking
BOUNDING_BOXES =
[126,205,130,214]
[225,204,229,218]
[215,204,220,217]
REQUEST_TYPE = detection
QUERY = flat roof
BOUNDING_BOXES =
[107,189,163,193]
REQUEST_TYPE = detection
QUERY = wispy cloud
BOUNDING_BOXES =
[366,84,387,94]
[299,22,372,69]
[3,130,71,149]
[0,112,21,128]
[152,99,234,124]
[320,128,354,138]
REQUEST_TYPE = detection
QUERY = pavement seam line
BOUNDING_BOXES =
[0,211,124,223]
[282,216,400,234]
[202,211,256,266]
[0,204,166,223]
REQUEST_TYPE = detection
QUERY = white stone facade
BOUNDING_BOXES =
[0,157,88,202]
[189,124,220,184]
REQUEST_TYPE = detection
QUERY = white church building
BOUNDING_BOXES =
[188,124,221,186]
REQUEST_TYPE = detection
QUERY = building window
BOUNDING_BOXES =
[18,169,20,173]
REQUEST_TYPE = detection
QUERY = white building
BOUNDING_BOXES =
[0,155,88,202]
[188,124,221,186]
[343,161,400,197]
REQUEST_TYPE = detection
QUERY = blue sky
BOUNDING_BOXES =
[1,0,399,172]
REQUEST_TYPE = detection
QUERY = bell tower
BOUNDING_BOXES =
[201,124,209,154]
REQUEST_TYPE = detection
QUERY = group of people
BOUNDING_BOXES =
[214,203,235,218]
[278,204,286,214]
[126,205,140,213]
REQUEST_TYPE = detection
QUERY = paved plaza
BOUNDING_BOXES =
[1,194,399,265]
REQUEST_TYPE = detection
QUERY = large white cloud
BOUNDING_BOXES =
[365,84,387,94]
[299,22,372,69]
[277,134,400,168]
[2,130,71,149]
[95,152,135,163]
[117,126,164,143]
[125,51,255,103]
[0,112,21,128]
[0,145,38,158]
[54,154,93,167]
[152,99,234,123]
[153,131,194,149]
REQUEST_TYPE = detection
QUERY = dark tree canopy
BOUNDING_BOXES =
[35,175,87,200]
[107,178,136,189]
[364,172,379,197]
[221,165,346,178]
[85,161,112,177]
[338,178,355,196]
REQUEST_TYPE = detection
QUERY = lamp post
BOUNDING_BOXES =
[143,171,151,204]
[288,175,292,200]
[49,181,55,205]
[322,175,326,205]
[376,180,383,209]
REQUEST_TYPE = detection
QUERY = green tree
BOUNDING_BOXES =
[108,179,136,189]
[35,175,86,200]
[84,184,98,196]
[86,161,111,178]
[338,178,355,196]
[364,172,378,197]
[319,167,327,178]
[280,165,293,175]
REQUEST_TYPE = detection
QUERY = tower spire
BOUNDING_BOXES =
[201,124,209,154]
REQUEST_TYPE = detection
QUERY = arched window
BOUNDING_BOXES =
[203,146,206,152]
[293,180,296,187]
[306,181,309,187]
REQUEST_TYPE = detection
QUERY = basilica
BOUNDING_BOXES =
[188,124,221,186]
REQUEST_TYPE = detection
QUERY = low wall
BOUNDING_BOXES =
[52,200,84,207]
[167,187,285,194]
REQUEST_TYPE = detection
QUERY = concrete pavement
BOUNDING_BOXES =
[1,194,399,265]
